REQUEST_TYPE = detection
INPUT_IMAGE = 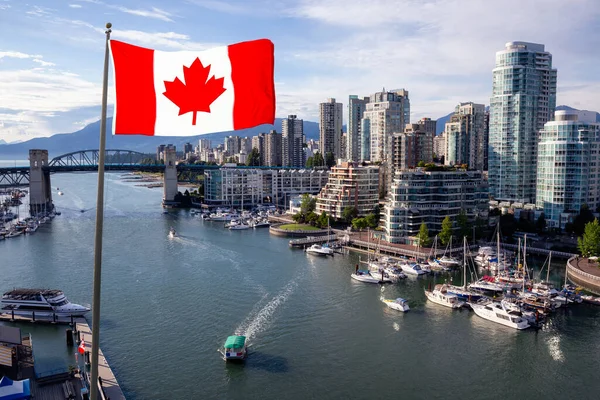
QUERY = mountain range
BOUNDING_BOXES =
[1,105,599,159]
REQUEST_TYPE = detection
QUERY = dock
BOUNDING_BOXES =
[289,234,340,247]
[76,318,126,400]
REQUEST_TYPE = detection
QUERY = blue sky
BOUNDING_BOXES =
[0,0,599,143]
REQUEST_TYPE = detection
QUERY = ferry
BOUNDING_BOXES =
[1,289,90,317]
[222,335,247,361]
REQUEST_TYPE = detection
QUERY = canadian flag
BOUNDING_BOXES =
[109,39,275,136]
[78,337,85,355]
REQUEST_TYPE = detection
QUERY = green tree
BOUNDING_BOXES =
[300,193,316,215]
[573,204,595,236]
[417,160,426,167]
[246,147,261,166]
[342,206,358,223]
[439,216,453,245]
[312,152,324,167]
[578,219,600,257]
[316,211,330,229]
[352,217,368,230]
[306,211,318,226]
[457,210,470,239]
[306,156,314,168]
[325,152,336,168]
[417,223,432,247]
[372,204,381,221]
[365,213,379,228]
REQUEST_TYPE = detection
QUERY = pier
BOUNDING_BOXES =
[289,234,341,247]
[566,257,600,295]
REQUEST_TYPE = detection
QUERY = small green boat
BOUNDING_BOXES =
[223,335,247,361]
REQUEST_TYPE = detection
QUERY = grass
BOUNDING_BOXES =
[278,224,321,231]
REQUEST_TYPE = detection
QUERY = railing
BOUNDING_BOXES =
[567,257,600,282]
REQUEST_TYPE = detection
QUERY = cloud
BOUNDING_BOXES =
[26,5,54,17]
[187,0,248,14]
[113,6,174,22]
[69,4,82,8]
[110,30,221,51]
[0,51,42,60]
[32,59,56,67]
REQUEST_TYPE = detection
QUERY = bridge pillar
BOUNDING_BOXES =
[29,149,53,215]
[162,147,179,207]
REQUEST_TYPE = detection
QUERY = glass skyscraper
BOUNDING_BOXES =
[536,110,600,229]
[489,41,557,203]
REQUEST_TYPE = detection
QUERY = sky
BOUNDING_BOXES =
[0,0,599,143]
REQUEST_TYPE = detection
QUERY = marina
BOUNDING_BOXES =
[2,172,600,399]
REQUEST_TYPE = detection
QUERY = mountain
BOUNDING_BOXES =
[0,139,7,145]
[556,105,600,122]
[0,118,320,159]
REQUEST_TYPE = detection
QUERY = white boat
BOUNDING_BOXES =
[368,270,393,283]
[382,297,410,312]
[424,284,465,309]
[384,266,407,281]
[58,191,64,196]
[305,243,334,256]
[1,288,90,317]
[468,279,505,294]
[252,220,270,228]
[5,230,22,238]
[351,270,382,284]
[229,223,251,230]
[400,263,427,276]
[168,227,177,238]
[469,300,530,330]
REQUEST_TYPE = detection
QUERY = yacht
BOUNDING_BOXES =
[252,220,271,228]
[5,230,22,238]
[400,263,427,276]
[229,223,251,230]
[383,266,407,281]
[368,270,393,283]
[437,256,461,269]
[222,335,247,361]
[382,297,410,312]
[305,243,334,256]
[58,191,64,196]
[168,227,177,238]
[351,270,383,284]
[424,284,465,309]
[1,289,90,317]
[469,300,530,330]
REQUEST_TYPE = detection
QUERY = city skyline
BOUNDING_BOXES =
[0,0,599,144]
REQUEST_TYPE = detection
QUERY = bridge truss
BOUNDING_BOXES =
[49,149,147,167]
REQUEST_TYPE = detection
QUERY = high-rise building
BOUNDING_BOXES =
[417,118,437,136]
[156,144,166,162]
[282,115,304,167]
[264,130,282,166]
[362,89,410,163]
[489,41,557,202]
[347,95,370,161]
[433,134,446,161]
[198,139,211,151]
[240,137,252,154]
[536,110,600,229]
[252,134,266,166]
[360,118,371,161]
[319,98,343,160]
[224,136,241,155]
[183,142,194,158]
[444,103,487,169]
[390,124,434,172]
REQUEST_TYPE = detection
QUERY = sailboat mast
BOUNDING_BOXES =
[517,238,521,270]
[523,234,527,292]
[546,251,552,282]
[463,236,467,289]
[496,229,500,275]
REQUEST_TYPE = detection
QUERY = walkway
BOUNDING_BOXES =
[567,257,600,295]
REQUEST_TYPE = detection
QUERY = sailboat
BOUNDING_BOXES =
[306,217,334,255]
[446,237,485,301]
[436,236,461,269]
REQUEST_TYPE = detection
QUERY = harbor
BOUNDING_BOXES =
[2,172,600,399]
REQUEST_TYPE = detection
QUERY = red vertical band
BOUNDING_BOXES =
[110,40,156,135]
[228,39,276,131]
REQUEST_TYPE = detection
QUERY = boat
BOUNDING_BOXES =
[305,243,334,256]
[581,295,600,306]
[446,237,486,301]
[252,220,270,228]
[5,230,22,238]
[469,300,530,330]
[222,335,247,361]
[383,266,407,281]
[168,227,177,238]
[382,297,410,312]
[58,191,64,196]
[424,284,465,308]
[351,270,383,284]
[1,289,90,317]
[400,263,427,276]
[229,222,251,230]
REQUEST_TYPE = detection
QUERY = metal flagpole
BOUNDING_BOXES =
[90,22,111,400]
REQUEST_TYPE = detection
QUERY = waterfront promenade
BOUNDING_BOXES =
[567,257,600,295]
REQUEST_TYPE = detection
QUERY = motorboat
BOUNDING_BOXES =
[229,223,251,230]
[382,297,410,312]
[252,220,271,228]
[468,278,505,294]
[383,266,407,281]
[581,295,600,306]
[58,191,64,196]
[400,263,427,276]
[222,335,247,361]
[424,284,465,309]
[305,243,334,256]
[351,270,382,284]
[437,256,461,269]
[5,230,22,238]
[168,227,177,238]
[1,288,90,317]
[368,270,393,283]
[469,300,530,330]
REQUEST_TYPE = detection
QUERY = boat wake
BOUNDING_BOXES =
[236,273,303,343]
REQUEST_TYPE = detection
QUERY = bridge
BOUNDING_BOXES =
[0,148,224,213]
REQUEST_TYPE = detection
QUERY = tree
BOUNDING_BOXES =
[578,219,600,257]
[352,217,368,230]
[312,152,324,167]
[457,210,470,239]
[300,193,316,215]
[316,212,330,229]
[439,216,453,245]
[536,213,547,234]
[372,204,381,221]
[306,156,314,168]
[365,213,378,228]
[325,152,336,168]
[246,147,261,166]
[417,160,427,168]
[342,206,358,223]
[573,204,595,236]
[417,223,432,247]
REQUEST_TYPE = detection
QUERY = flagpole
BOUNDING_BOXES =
[90,22,111,400]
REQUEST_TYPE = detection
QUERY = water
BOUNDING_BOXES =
[2,172,600,399]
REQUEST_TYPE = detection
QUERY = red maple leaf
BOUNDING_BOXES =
[163,58,226,125]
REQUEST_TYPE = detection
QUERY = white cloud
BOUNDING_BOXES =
[69,4,82,8]
[113,6,174,22]
[32,59,56,67]
[110,30,221,51]
[187,0,248,14]
[26,5,54,17]
[0,51,42,60]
